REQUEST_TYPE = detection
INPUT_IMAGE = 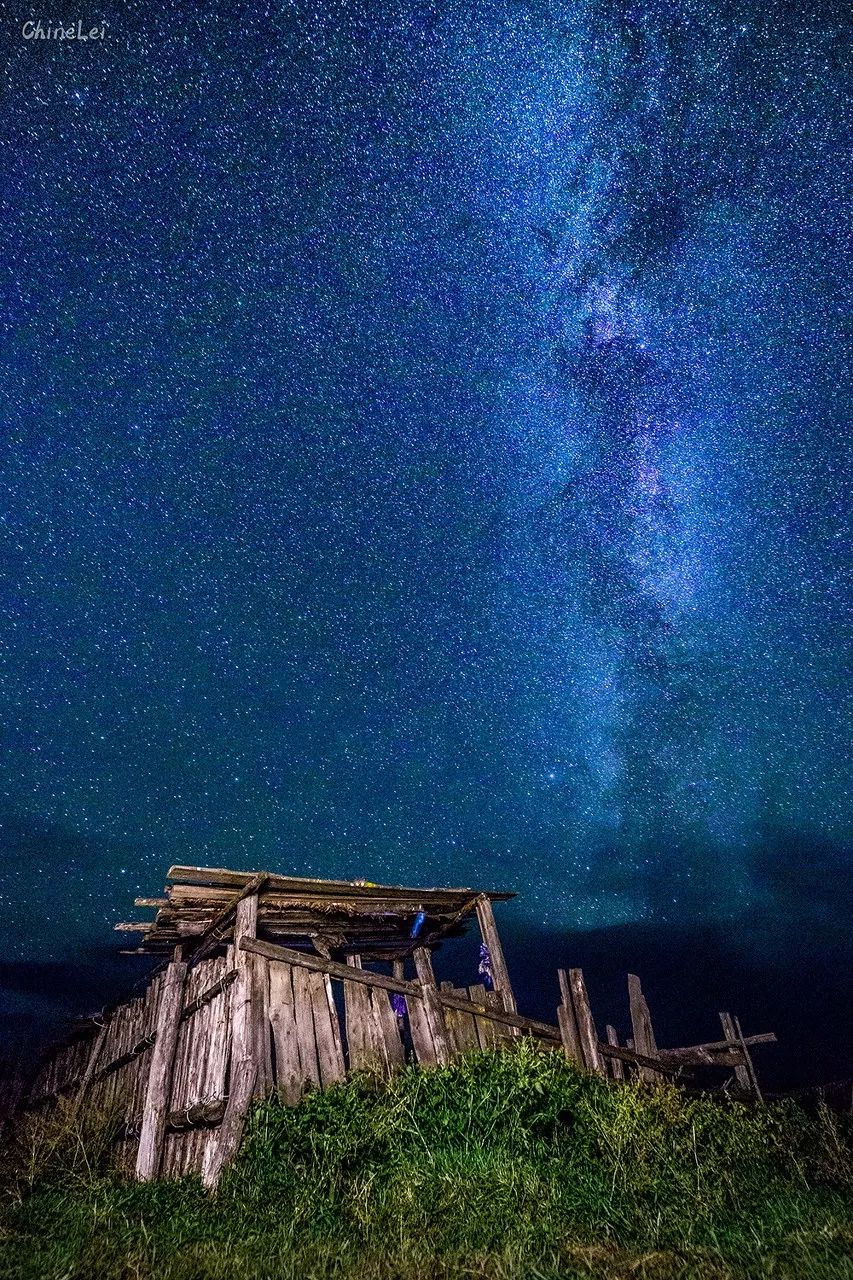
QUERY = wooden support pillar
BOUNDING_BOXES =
[413,947,451,1066]
[628,974,662,1083]
[136,955,187,1181]
[568,968,605,1075]
[202,893,262,1190]
[475,895,517,1015]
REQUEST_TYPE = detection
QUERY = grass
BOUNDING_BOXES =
[1,1041,853,1279]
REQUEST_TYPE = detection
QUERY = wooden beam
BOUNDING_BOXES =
[135,958,187,1181]
[628,974,662,1083]
[475,896,516,1014]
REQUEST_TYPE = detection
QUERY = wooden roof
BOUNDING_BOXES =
[116,864,514,961]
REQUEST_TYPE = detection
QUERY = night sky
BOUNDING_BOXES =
[2,0,852,1087]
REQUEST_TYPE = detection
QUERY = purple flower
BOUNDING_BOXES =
[478,944,494,991]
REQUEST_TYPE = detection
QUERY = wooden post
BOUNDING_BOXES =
[628,974,661,1083]
[269,961,302,1105]
[475,896,517,1014]
[568,969,604,1075]
[413,947,451,1066]
[606,1026,625,1081]
[201,893,261,1189]
[556,969,583,1066]
[136,955,187,1181]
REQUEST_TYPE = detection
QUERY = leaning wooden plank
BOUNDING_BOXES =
[344,955,382,1074]
[240,937,561,1040]
[269,961,303,1105]
[201,1060,258,1191]
[717,1013,753,1095]
[606,1026,625,1081]
[474,896,517,1015]
[406,986,438,1067]
[628,974,661,1083]
[568,969,604,1075]
[371,986,406,1074]
[557,1004,583,1066]
[135,958,187,1181]
[556,970,583,1065]
[413,948,451,1066]
[292,965,321,1088]
[309,969,346,1087]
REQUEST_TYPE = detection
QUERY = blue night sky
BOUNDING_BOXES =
[1,0,852,1079]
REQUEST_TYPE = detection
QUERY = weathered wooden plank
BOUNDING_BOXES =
[135,958,187,1181]
[467,983,495,1050]
[557,1004,583,1066]
[371,986,406,1074]
[720,1012,761,1098]
[343,955,382,1074]
[168,864,512,901]
[413,948,451,1066]
[309,969,346,1087]
[606,1026,625,1081]
[406,986,438,1067]
[201,1059,257,1190]
[556,970,583,1065]
[568,969,604,1075]
[441,983,479,1055]
[252,953,272,1095]
[475,896,517,1015]
[628,974,661,1083]
[269,961,303,1105]
[292,964,321,1088]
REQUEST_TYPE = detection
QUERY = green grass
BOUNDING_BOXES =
[2,1042,853,1279]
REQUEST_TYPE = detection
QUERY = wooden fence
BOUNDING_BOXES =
[14,895,776,1187]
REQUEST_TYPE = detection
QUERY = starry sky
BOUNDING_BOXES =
[2,0,852,1083]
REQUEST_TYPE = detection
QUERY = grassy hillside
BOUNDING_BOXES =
[2,1041,853,1279]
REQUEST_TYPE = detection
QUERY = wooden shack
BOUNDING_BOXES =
[17,864,776,1187]
[24,866,528,1186]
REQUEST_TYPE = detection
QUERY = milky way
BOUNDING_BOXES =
[1,0,852,1057]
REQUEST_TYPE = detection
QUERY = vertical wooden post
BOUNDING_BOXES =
[568,969,605,1075]
[202,894,260,1190]
[136,954,187,1181]
[475,896,517,1014]
[556,969,583,1065]
[606,1025,625,1080]
[628,974,661,1083]
[413,947,451,1066]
